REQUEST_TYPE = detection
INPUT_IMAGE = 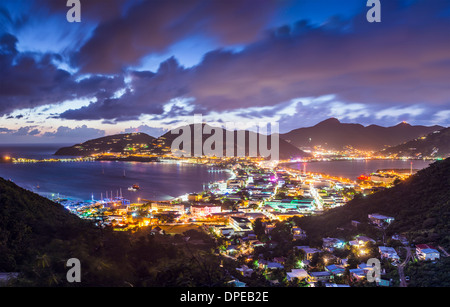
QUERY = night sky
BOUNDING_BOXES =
[1,0,449,143]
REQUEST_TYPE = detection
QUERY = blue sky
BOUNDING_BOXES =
[0,0,449,143]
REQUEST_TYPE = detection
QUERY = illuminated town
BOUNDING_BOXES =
[1,0,449,293]
[6,140,433,288]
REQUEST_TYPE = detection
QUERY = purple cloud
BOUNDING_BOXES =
[58,1,450,127]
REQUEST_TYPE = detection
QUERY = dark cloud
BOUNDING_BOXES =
[35,0,133,23]
[74,0,279,73]
[10,126,41,136]
[59,0,450,125]
[2,0,450,132]
[0,127,14,133]
[43,125,105,139]
[0,32,125,115]
[60,57,186,120]
[122,125,169,138]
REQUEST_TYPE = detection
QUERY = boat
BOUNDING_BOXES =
[128,184,140,191]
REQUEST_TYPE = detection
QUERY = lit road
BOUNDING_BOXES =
[309,184,323,211]
[398,247,412,287]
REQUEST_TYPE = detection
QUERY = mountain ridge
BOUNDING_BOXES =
[281,118,444,151]
[378,127,450,158]
[55,124,310,160]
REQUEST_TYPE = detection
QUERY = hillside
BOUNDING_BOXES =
[151,123,310,160]
[281,118,443,151]
[56,124,310,160]
[0,177,228,286]
[54,132,156,156]
[0,177,95,272]
[378,127,450,159]
[294,158,450,250]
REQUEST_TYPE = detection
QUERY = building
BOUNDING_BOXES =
[370,173,397,184]
[292,227,307,240]
[322,237,345,252]
[236,265,254,277]
[349,268,366,281]
[188,193,202,202]
[294,246,321,260]
[286,269,308,281]
[368,213,395,227]
[349,235,376,247]
[325,264,345,276]
[227,280,246,287]
[229,216,252,233]
[307,271,332,283]
[227,179,245,189]
[190,204,222,216]
[378,246,400,262]
[416,244,440,261]
[325,283,350,287]
[150,201,185,214]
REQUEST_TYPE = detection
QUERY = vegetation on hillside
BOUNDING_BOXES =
[0,178,229,286]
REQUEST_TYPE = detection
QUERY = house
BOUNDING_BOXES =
[349,268,366,281]
[379,246,400,262]
[191,204,221,216]
[377,279,391,287]
[368,213,395,227]
[294,246,321,260]
[266,262,284,270]
[325,264,345,276]
[286,269,308,282]
[358,262,376,273]
[292,227,307,240]
[322,237,345,252]
[392,234,409,245]
[351,220,361,228]
[349,235,376,247]
[227,179,245,189]
[236,265,254,277]
[273,257,286,264]
[249,240,265,248]
[325,283,350,287]
[188,193,202,202]
[150,226,164,235]
[226,245,238,255]
[220,227,235,237]
[416,244,440,261]
[229,216,252,233]
[307,271,332,283]
[227,280,246,287]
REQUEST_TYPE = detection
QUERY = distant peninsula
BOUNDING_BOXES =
[54,125,310,160]
[54,133,156,157]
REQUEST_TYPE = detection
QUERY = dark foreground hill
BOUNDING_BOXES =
[293,158,450,286]
[0,177,228,286]
[295,158,450,249]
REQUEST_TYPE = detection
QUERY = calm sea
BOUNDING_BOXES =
[286,159,433,180]
[0,145,435,202]
[0,144,232,202]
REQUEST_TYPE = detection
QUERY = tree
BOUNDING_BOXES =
[252,218,266,240]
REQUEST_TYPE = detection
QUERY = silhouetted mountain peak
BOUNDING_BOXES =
[394,121,412,127]
[315,117,341,126]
